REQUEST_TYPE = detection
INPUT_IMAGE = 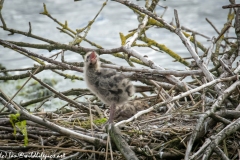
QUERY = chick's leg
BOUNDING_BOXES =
[108,104,116,123]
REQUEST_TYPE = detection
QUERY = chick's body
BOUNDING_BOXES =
[85,68,133,105]
[84,51,135,123]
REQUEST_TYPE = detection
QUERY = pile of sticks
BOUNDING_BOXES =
[0,0,240,159]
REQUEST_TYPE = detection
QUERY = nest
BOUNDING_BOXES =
[0,0,240,160]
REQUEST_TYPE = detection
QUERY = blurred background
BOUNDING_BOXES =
[0,0,233,68]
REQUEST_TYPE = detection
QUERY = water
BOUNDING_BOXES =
[0,0,232,68]
[0,0,235,109]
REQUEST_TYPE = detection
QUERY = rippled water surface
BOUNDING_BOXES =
[0,1,231,68]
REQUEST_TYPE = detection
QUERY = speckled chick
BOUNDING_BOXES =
[84,51,135,124]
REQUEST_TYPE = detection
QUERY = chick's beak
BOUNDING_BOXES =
[90,51,97,64]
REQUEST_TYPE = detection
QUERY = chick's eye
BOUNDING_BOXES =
[85,55,90,62]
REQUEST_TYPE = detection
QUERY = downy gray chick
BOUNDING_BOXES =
[84,51,135,124]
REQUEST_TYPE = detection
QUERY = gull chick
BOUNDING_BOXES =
[84,51,135,124]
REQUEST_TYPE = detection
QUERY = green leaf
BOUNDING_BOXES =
[9,113,28,146]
